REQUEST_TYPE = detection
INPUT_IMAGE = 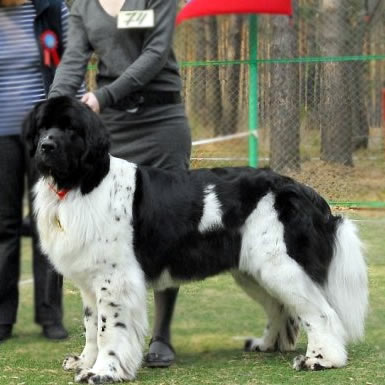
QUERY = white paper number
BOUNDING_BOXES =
[117,10,155,29]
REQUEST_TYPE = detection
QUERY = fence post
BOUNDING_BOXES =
[383,88,385,159]
[248,14,259,168]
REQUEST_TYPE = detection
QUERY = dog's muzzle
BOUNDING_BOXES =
[37,128,63,155]
[39,137,58,154]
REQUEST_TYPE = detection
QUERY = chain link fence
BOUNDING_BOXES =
[174,0,385,204]
[67,0,385,203]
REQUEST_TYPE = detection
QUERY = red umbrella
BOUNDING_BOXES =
[176,0,292,25]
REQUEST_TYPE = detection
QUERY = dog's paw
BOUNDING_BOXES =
[87,374,116,384]
[74,369,97,383]
[75,368,131,384]
[244,337,275,352]
[63,355,83,371]
[293,355,333,371]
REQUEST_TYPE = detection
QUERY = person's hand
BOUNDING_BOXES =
[81,92,100,113]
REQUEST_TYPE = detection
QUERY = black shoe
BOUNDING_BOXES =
[21,215,32,237]
[143,336,176,368]
[0,324,12,342]
[42,324,68,340]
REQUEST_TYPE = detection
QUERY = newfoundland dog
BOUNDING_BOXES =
[23,96,368,384]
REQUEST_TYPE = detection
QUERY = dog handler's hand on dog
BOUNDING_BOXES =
[81,92,100,113]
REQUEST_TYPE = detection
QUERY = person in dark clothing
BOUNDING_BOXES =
[49,0,191,367]
[0,0,78,341]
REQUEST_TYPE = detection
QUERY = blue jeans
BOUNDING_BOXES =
[0,135,63,326]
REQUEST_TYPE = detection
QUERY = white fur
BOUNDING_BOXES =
[324,218,368,342]
[152,269,182,291]
[198,184,223,232]
[232,271,299,352]
[34,157,148,383]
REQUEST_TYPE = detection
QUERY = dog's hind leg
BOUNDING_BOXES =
[240,193,347,370]
[64,288,98,372]
[242,255,347,370]
[232,271,299,353]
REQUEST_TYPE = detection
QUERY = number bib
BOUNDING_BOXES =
[117,10,155,29]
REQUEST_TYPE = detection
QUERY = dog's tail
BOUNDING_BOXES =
[324,218,368,343]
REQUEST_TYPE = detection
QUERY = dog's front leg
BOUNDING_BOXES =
[64,288,98,372]
[76,268,148,384]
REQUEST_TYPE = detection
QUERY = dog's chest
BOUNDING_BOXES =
[34,161,137,280]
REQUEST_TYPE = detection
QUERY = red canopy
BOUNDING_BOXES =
[176,0,292,25]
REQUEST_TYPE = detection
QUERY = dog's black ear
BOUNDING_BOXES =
[80,106,111,194]
[22,101,45,158]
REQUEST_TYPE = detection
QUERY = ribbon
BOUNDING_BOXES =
[40,30,60,67]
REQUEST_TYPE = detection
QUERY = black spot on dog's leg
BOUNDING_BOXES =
[115,322,126,329]
[89,375,114,384]
[274,334,280,351]
[244,338,258,352]
[313,363,325,371]
[84,307,92,318]
[286,319,296,346]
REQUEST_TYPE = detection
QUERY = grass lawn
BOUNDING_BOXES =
[0,213,384,385]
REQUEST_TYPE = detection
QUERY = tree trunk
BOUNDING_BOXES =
[204,17,221,134]
[269,2,300,172]
[217,15,242,135]
[319,0,353,165]
[347,2,370,150]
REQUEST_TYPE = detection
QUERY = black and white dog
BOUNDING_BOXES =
[23,96,368,384]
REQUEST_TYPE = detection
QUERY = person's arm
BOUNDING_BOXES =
[49,1,92,98]
[93,0,178,110]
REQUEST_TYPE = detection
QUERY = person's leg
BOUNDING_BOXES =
[27,158,68,339]
[0,136,24,341]
[143,111,191,367]
[144,288,179,367]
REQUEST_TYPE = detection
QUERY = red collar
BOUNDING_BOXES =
[48,183,70,200]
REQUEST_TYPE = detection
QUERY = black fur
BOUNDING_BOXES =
[133,165,340,284]
[22,96,110,194]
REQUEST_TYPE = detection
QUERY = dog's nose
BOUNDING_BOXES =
[40,139,57,153]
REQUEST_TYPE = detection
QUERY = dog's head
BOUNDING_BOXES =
[23,96,110,194]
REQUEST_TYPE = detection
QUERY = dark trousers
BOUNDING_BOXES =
[0,135,63,326]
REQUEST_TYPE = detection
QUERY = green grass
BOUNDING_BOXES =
[1,214,385,385]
